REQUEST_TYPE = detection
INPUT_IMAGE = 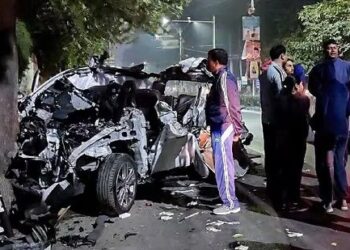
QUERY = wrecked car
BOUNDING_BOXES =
[8,56,254,219]
[8,57,213,217]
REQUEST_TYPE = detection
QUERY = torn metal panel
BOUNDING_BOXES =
[150,122,188,174]
[68,108,148,176]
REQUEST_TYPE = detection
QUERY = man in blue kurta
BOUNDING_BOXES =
[205,49,243,215]
[309,39,350,213]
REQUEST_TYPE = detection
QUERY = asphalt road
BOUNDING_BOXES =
[52,110,350,250]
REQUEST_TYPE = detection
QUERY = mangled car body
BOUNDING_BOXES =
[8,58,213,216]
[8,57,254,218]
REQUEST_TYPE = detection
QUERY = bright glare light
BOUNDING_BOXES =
[162,17,170,26]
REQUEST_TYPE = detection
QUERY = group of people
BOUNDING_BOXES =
[261,39,350,213]
[260,45,310,211]
[204,39,350,215]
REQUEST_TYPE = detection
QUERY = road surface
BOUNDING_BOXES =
[52,110,350,250]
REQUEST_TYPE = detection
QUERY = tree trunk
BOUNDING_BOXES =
[0,0,18,209]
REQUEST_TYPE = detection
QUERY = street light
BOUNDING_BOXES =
[163,16,216,61]
[172,16,216,48]
[162,17,170,26]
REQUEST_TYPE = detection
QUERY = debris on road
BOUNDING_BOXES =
[86,215,110,246]
[124,232,138,240]
[186,201,198,207]
[160,212,174,216]
[206,220,239,227]
[205,220,240,234]
[235,245,249,250]
[206,226,221,232]
[285,229,303,238]
[159,204,179,210]
[233,234,244,239]
[171,189,195,195]
[160,212,174,221]
[119,213,131,219]
[331,242,337,247]
[160,216,173,221]
[59,215,111,248]
[59,235,91,248]
[182,212,200,221]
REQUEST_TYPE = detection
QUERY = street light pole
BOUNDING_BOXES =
[213,15,216,48]
[179,27,183,61]
[162,17,217,60]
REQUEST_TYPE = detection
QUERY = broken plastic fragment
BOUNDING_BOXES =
[160,216,173,221]
[331,242,337,247]
[233,234,244,239]
[159,212,174,216]
[186,201,198,207]
[119,213,131,219]
[171,189,195,195]
[206,220,239,227]
[285,229,303,238]
[183,212,199,220]
[159,212,174,221]
[206,226,221,232]
[235,245,249,250]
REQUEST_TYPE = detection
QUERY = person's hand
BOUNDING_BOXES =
[294,83,304,94]
[233,134,241,142]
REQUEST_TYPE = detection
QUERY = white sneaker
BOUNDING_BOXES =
[213,205,240,215]
[340,200,348,211]
[323,203,334,213]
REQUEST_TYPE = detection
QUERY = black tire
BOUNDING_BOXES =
[96,153,137,216]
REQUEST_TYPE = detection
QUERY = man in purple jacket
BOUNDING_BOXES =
[206,49,243,215]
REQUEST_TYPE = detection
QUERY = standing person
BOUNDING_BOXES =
[205,48,243,215]
[309,39,350,213]
[260,45,287,209]
[276,73,310,209]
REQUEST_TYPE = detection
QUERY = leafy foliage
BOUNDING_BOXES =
[16,20,33,80]
[19,0,189,76]
[256,0,320,58]
[285,0,350,70]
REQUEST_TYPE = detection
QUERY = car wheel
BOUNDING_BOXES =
[96,153,137,216]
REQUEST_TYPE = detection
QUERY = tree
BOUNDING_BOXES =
[285,0,350,70]
[18,0,190,78]
[16,20,32,80]
[0,0,18,210]
[255,0,320,58]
